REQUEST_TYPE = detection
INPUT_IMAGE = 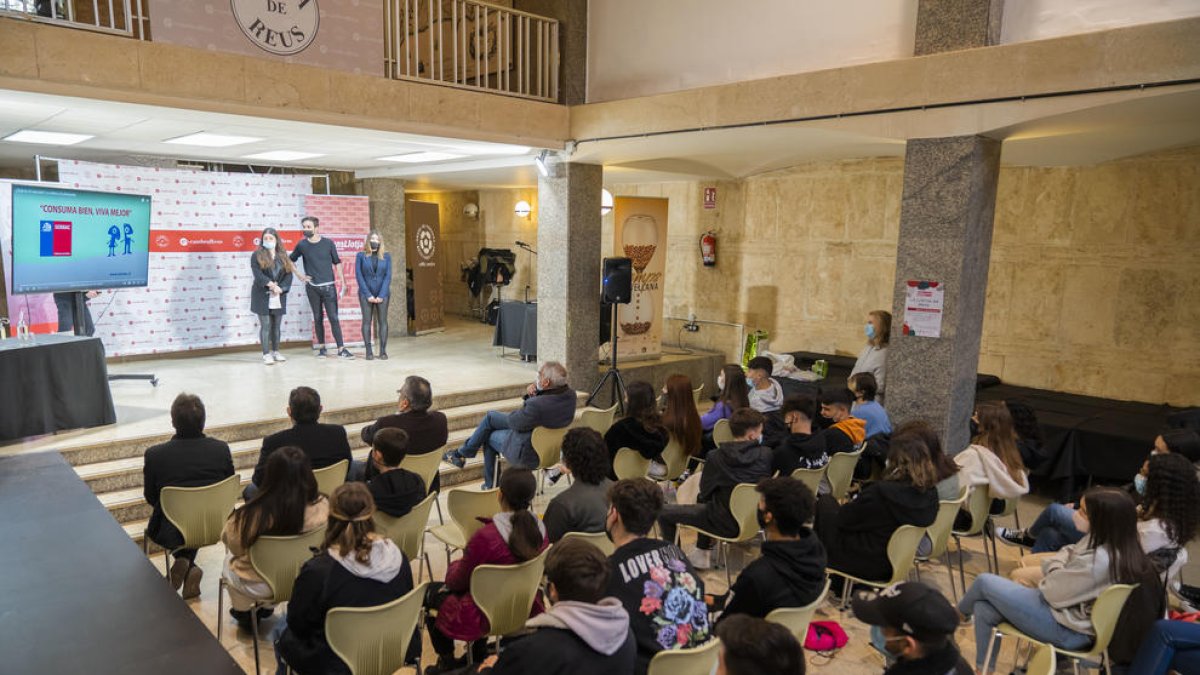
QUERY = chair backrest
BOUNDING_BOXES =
[692,384,704,404]
[470,550,548,637]
[325,582,428,675]
[398,451,443,493]
[711,418,734,446]
[1025,643,1056,675]
[728,483,763,543]
[885,525,927,585]
[954,485,992,537]
[372,492,438,561]
[826,449,864,501]
[659,434,689,481]
[1086,583,1139,657]
[997,496,1020,519]
[766,577,831,642]
[613,447,651,481]
[313,459,350,497]
[647,638,721,675]
[248,526,327,602]
[577,404,619,435]
[160,473,242,550]
[447,487,500,544]
[558,530,616,556]
[927,488,970,558]
[790,466,825,497]
[531,426,571,471]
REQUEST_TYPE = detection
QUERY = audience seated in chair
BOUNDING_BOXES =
[849,372,892,438]
[603,381,668,480]
[896,421,961,503]
[445,361,575,489]
[273,483,415,675]
[712,476,826,621]
[769,394,829,478]
[545,428,614,543]
[222,446,329,630]
[657,408,773,570]
[424,469,549,673]
[245,386,351,500]
[952,401,1029,530]
[817,388,866,455]
[605,478,708,675]
[357,375,449,489]
[1128,618,1200,675]
[661,373,703,467]
[702,364,749,432]
[852,581,972,675]
[745,356,783,414]
[365,428,427,518]
[715,614,806,675]
[143,392,235,599]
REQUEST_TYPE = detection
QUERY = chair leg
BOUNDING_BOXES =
[163,548,171,577]
[434,498,445,525]
[1014,509,1025,556]
[217,578,225,641]
[251,603,262,675]
[955,537,967,593]
[724,543,732,590]
[943,550,958,604]
[983,630,1001,675]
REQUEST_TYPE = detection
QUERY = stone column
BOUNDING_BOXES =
[887,136,1001,453]
[914,0,1004,55]
[537,162,602,393]
[356,178,408,335]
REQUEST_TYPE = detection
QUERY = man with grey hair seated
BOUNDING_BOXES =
[352,375,448,487]
[445,361,575,489]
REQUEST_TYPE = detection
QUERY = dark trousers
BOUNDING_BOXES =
[305,284,344,348]
[257,311,283,353]
[149,518,197,563]
[358,296,389,354]
[658,504,715,550]
[53,292,95,336]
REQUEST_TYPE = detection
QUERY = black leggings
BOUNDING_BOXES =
[257,311,282,353]
[359,295,389,353]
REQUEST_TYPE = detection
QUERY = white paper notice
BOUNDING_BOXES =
[902,281,944,337]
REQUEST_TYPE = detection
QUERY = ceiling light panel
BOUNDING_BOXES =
[164,132,263,147]
[2,130,94,145]
[243,150,326,162]
[376,151,465,163]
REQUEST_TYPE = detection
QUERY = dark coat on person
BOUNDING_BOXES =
[366,467,426,518]
[248,251,293,315]
[1109,566,1166,665]
[487,599,637,675]
[360,409,449,487]
[354,251,392,299]
[542,479,613,542]
[604,417,669,478]
[719,533,827,620]
[250,421,351,487]
[771,431,830,476]
[143,434,236,549]
[503,385,576,468]
[816,480,938,582]
[694,439,773,538]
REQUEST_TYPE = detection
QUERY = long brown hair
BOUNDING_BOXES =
[255,227,295,273]
[973,401,1025,483]
[893,420,957,483]
[1083,487,1155,584]
[323,482,379,564]
[624,381,664,433]
[498,469,543,562]
[233,446,320,548]
[717,364,750,410]
[662,374,702,457]
[885,432,940,491]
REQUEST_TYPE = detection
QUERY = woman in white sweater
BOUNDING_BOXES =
[953,401,1028,529]
[958,488,1155,674]
[850,310,890,401]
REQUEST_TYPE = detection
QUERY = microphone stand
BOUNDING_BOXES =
[515,242,537,304]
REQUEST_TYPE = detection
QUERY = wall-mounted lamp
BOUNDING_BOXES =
[601,188,614,216]
[514,200,532,218]
[534,150,550,177]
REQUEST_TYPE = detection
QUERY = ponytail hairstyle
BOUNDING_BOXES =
[255,227,296,273]
[498,469,542,562]
[1083,487,1155,585]
[323,482,378,565]
[973,401,1026,483]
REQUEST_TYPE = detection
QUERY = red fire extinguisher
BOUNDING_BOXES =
[700,231,717,267]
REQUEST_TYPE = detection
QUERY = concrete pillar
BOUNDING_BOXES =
[914,0,1004,55]
[537,162,602,393]
[887,136,1001,453]
[356,178,408,335]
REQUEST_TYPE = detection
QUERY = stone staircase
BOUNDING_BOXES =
[65,383,588,551]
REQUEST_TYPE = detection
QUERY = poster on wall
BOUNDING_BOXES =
[406,200,444,334]
[300,194,372,347]
[613,196,668,359]
[902,280,944,337]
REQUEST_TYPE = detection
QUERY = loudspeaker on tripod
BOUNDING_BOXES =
[602,257,632,304]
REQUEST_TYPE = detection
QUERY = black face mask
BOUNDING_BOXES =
[369,242,380,251]
[756,508,769,530]
[969,419,980,438]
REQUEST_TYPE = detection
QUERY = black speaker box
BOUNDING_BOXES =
[602,257,632,304]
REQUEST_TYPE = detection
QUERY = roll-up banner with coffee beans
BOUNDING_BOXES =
[613,197,668,360]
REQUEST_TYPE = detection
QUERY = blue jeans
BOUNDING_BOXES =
[958,573,1092,670]
[1129,619,1200,675]
[270,614,288,675]
[1029,503,1085,553]
[455,410,515,488]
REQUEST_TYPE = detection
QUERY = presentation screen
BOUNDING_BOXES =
[10,184,151,294]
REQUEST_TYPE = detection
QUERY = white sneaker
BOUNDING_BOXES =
[687,547,712,570]
[272,351,287,362]
[262,353,274,365]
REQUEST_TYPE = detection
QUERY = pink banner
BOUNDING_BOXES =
[300,194,372,347]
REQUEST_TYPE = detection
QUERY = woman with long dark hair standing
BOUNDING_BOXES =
[355,230,392,360]
[250,227,295,365]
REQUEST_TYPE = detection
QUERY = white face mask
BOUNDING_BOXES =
[717,373,725,391]
[262,240,275,250]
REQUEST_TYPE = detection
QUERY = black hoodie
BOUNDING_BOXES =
[695,440,774,538]
[771,432,829,476]
[719,532,827,620]
[366,467,426,518]
[605,417,669,478]
[816,479,938,582]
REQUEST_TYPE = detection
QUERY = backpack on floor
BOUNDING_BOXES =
[804,620,848,655]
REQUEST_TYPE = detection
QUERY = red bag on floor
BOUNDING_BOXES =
[804,620,848,654]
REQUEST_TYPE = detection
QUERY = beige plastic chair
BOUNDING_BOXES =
[657,434,690,482]
[827,524,925,608]
[711,418,734,446]
[826,448,864,501]
[325,582,428,675]
[470,550,549,658]
[790,466,826,497]
[647,638,721,675]
[984,584,1137,675]
[951,485,995,591]
[1024,643,1056,675]
[148,473,241,576]
[692,384,704,404]
[576,403,619,435]
[313,459,350,497]
[531,425,571,494]
[679,483,761,587]
[217,525,327,672]
[372,492,437,581]
[399,449,447,523]
[918,487,969,602]
[559,530,616,556]
[766,577,831,643]
[613,447,651,480]
[428,487,498,569]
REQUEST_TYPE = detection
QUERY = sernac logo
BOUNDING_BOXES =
[231,0,319,56]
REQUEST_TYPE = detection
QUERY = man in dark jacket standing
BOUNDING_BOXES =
[365,428,427,518]
[357,375,448,488]
[716,476,826,620]
[445,361,575,489]
[852,582,973,675]
[143,393,235,599]
[657,407,773,569]
[245,386,351,499]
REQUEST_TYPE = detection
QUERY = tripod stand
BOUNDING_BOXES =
[588,303,626,413]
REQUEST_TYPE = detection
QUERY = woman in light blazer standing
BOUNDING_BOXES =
[250,227,295,365]
[355,230,392,360]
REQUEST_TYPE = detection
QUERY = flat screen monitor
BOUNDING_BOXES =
[10,184,152,294]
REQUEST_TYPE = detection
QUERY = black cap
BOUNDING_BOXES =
[851,582,959,641]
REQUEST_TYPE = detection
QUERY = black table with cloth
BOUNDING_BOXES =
[0,334,116,442]
[0,451,242,674]
[492,300,538,360]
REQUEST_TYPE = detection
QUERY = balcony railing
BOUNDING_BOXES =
[0,0,148,38]
[384,0,560,103]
